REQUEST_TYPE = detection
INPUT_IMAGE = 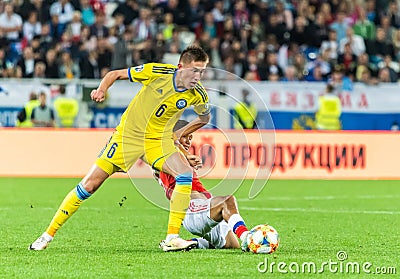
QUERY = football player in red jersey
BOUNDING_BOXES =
[156,120,250,250]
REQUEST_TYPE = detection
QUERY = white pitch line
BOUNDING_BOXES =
[241,207,400,215]
[237,194,400,202]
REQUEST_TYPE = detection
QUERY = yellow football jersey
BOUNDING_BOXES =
[116,63,210,140]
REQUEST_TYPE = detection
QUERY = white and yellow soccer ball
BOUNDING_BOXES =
[246,224,279,254]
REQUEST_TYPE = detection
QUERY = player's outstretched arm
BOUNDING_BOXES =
[91,69,129,102]
[174,114,210,140]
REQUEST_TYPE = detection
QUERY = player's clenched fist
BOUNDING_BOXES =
[91,89,106,102]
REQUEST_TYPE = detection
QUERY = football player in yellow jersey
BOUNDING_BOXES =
[29,45,210,252]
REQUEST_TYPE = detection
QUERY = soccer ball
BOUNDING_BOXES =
[246,224,279,254]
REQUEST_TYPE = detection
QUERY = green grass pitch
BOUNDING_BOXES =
[0,178,399,278]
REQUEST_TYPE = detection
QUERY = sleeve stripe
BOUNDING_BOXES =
[153,66,175,70]
[197,89,207,103]
[195,85,208,103]
[152,69,175,74]
[127,68,133,82]
[152,66,176,74]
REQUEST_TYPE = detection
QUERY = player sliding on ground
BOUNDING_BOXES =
[29,45,211,252]
[155,120,250,250]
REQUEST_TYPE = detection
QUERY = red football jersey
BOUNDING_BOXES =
[159,172,212,200]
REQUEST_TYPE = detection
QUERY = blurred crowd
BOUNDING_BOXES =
[1,0,400,84]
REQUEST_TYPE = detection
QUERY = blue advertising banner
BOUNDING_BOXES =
[0,107,20,127]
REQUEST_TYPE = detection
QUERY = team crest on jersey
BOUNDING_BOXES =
[133,65,144,72]
[176,99,187,109]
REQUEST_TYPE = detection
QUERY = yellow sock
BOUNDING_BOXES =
[167,177,192,235]
[46,184,91,237]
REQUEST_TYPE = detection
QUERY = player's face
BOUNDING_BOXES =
[177,61,207,89]
[179,133,193,150]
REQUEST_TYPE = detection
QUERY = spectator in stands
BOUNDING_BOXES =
[80,0,95,26]
[90,10,108,39]
[233,89,257,129]
[226,39,245,78]
[290,15,313,48]
[94,37,111,74]
[265,11,287,45]
[320,28,339,62]
[315,83,341,130]
[305,63,326,82]
[319,2,334,25]
[110,29,133,70]
[264,52,284,81]
[221,55,237,80]
[249,13,265,47]
[384,0,400,28]
[65,11,82,43]
[38,23,53,52]
[330,11,350,43]
[378,55,399,83]
[242,50,261,81]
[366,27,395,65]
[112,13,126,37]
[131,5,156,43]
[17,0,50,24]
[232,0,249,30]
[203,38,219,70]
[359,68,379,86]
[79,25,96,53]
[48,14,64,41]
[339,27,366,57]
[0,2,23,43]
[44,48,60,79]
[377,67,394,83]
[365,0,377,23]
[112,0,139,26]
[378,15,395,44]
[238,24,253,53]
[53,85,79,128]
[23,11,42,42]
[157,0,186,27]
[329,65,353,94]
[312,12,329,48]
[31,92,55,127]
[28,35,43,61]
[306,51,331,79]
[50,0,74,32]
[354,53,378,82]
[33,61,46,78]
[274,0,294,30]
[292,52,307,81]
[337,42,357,78]
[353,6,376,41]
[17,46,36,78]
[211,0,225,23]
[281,65,299,82]
[58,50,80,79]
[158,13,175,43]
[79,49,99,79]
[195,12,221,40]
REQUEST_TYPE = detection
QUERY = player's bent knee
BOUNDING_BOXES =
[81,166,109,194]
[224,195,237,205]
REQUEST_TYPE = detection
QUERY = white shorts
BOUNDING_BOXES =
[182,198,231,249]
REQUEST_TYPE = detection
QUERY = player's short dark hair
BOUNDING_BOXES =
[173,120,189,132]
[179,45,209,64]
